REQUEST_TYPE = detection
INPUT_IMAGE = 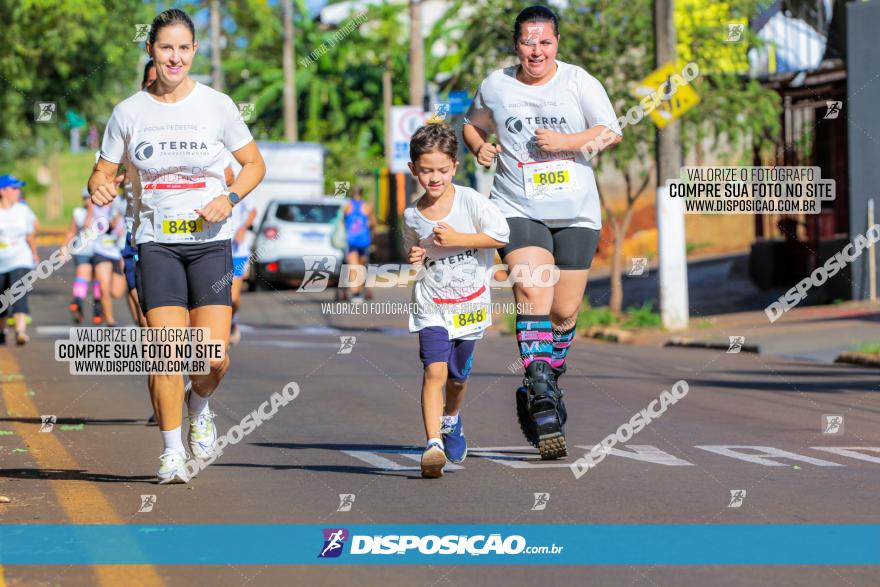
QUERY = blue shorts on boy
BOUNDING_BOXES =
[419,326,476,381]
[403,184,510,379]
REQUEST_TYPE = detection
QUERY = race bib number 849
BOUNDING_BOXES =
[162,218,204,235]
[155,209,206,243]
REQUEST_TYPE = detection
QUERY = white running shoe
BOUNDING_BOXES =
[188,410,218,460]
[157,451,189,484]
[420,441,446,479]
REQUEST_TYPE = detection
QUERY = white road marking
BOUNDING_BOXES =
[398,452,464,470]
[36,325,76,336]
[574,444,694,466]
[343,450,463,471]
[810,447,880,464]
[694,445,846,467]
[247,340,340,349]
[343,450,417,471]
[340,445,880,472]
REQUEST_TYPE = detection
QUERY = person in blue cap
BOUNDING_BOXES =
[0,174,38,345]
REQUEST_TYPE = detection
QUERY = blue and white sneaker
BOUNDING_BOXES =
[421,440,446,478]
[440,415,467,463]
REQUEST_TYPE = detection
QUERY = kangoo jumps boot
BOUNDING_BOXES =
[515,385,539,448]
[524,360,567,460]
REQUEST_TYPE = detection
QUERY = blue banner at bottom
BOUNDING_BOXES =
[1,525,878,565]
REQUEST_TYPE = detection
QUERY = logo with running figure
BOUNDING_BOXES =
[138,494,157,513]
[429,102,450,123]
[133,24,151,42]
[727,336,745,354]
[726,23,745,43]
[39,414,57,433]
[238,103,256,123]
[824,101,842,120]
[34,102,57,123]
[318,528,349,558]
[299,256,337,292]
[333,181,350,198]
[822,414,844,435]
[525,24,545,45]
[337,493,355,511]
[531,492,550,511]
[338,336,356,355]
[628,257,649,277]
[727,489,747,508]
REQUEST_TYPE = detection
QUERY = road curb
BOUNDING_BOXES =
[664,337,761,354]
[583,326,635,343]
[834,352,880,368]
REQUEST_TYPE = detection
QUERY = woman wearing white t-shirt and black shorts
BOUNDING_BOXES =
[89,9,266,483]
[463,5,622,460]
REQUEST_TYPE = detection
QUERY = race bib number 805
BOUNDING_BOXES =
[532,169,570,187]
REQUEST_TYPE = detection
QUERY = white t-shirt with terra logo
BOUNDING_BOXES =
[100,82,253,245]
[402,185,510,340]
[465,60,621,229]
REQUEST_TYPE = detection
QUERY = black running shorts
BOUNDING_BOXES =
[136,240,232,314]
[500,217,601,270]
[0,268,31,314]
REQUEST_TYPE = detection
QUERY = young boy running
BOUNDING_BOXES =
[403,123,509,478]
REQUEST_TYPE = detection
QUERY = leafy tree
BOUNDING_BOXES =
[0,0,148,164]
[218,0,411,193]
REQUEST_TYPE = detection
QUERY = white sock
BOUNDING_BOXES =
[187,387,210,417]
[428,437,444,449]
[161,426,185,455]
[442,413,459,426]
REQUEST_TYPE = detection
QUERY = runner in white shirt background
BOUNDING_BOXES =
[88,194,125,327]
[89,8,266,484]
[120,58,159,331]
[462,5,622,460]
[403,123,510,478]
[226,151,254,346]
[0,174,39,345]
[65,190,97,325]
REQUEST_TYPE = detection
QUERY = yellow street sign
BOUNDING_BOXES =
[631,61,701,129]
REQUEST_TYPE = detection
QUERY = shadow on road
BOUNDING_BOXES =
[0,417,148,426]
[0,468,154,483]
[212,462,415,478]
[693,372,880,394]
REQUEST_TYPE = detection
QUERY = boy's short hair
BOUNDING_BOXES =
[410,123,458,163]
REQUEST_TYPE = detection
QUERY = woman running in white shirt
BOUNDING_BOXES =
[462,5,622,459]
[89,8,266,483]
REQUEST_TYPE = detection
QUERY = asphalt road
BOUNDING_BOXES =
[1,250,878,586]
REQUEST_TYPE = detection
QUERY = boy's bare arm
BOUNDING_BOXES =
[432,223,504,249]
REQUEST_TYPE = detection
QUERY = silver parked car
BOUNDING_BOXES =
[249,198,345,290]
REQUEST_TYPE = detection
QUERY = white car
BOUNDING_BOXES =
[250,197,345,290]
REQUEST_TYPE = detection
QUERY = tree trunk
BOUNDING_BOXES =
[47,151,62,221]
[654,0,689,330]
[409,0,424,108]
[282,0,298,141]
[609,204,635,315]
[383,58,393,166]
[610,222,624,315]
[210,0,223,92]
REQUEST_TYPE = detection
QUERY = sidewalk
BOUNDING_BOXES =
[629,300,880,364]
